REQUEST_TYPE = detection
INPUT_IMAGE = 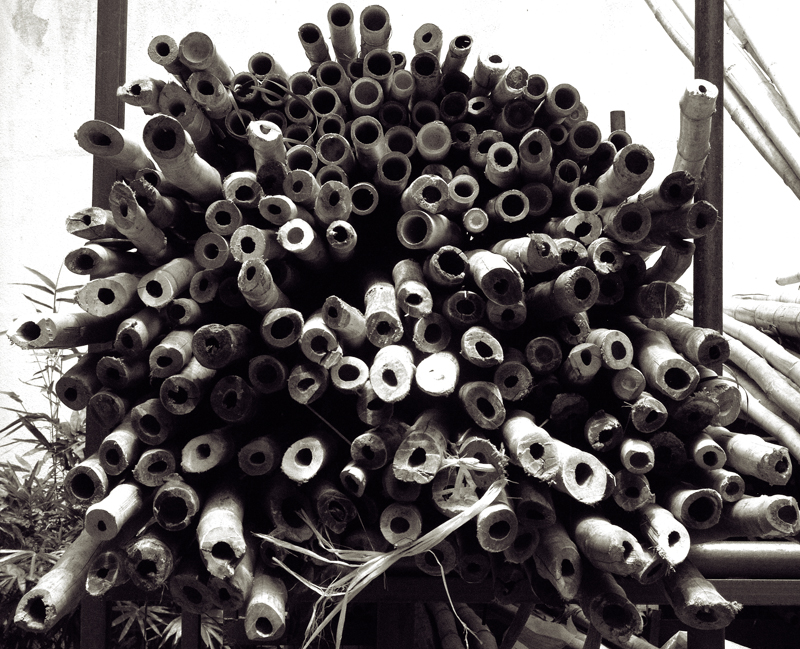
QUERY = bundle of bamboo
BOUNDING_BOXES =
[8,3,797,648]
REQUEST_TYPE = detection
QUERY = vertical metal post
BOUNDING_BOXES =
[81,5,128,649]
[693,0,724,350]
[92,0,128,209]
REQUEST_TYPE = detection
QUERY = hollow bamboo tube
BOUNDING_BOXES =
[379,501,423,547]
[169,553,215,615]
[314,180,353,225]
[194,478,246,579]
[8,309,121,351]
[165,298,204,328]
[64,452,109,507]
[133,445,178,487]
[248,354,288,396]
[460,325,503,368]
[178,31,233,85]
[287,362,329,404]
[621,316,700,401]
[687,431,726,471]
[558,342,602,388]
[607,365,646,402]
[363,276,403,347]
[277,219,330,269]
[401,173,448,213]
[98,415,141,476]
[281,431,337,485]
[351,419,406,469]
[124,524,185,591]
[259,307,303,350]
[472,487,517,553]
[339,460,369,498]
[612,469,655,511]
[584,328,633,371]
[299,309,343,369]
[187,70,235,121]
[619,437,656,475]
[672,79,719,177]
[594,143,655,207]
[131,399,179,446]
[599,200,653,246]
[108,184,171,267]
[685,463,746,503]
[65,243,147,278]
[322,295,367,349]
[86,389,131,433]
[181,427,235,473]
[113,308,164,357]
[525,266,600,320]
[14,529,105,632]
[582,410,624,453]
[326,3,357,65]
[698,494,800,542]
[571,509,646,576]
[192,323,253,369]
[393,259,433,318]
[396,209,464,251]
[85,481,148,541]
[465,249,524,307]
[661,482,723,530]
[141,114,222,202]
[532,521,582,600]
[208,533,256,612]
[644,316,728,368]
[151,475,201,533]
[159,356,217,415]
[501,412,557,482]
[648,200,719,242]
[491,235,558,276]
[223,171,264,211]
[704,426,792,485]
[55,352,102,412]
[382,464,422,503]
[661,558,741,630]
[392,409,449,484]
[75,120,155,177]
[148,328,193,379]
[236,435,280,478]
[637,502,691,566]
[86,549,129,597]
[416,537,459,577]
[369,344,415,403]
[578,564,644,643]
[459,381,506,430]
[210,375,258,424]
[326,220,358,262]
[136,257,200,310]
[492,349,533,401]
[148,34,190,80]
[423,245,468,291]
[66,206,120,240]
[311,480,358,534]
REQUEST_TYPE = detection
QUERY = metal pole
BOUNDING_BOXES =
[693,0,724,354]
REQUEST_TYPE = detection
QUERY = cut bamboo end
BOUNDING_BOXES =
[551,440,614,505]
[192,323,253,369]
[159,357,217,415]
[65,453,109,506]
[511,478,556,529]
[182,428,236,474]
[351,419,405,469]
[379,502,423,547]
[331,355,370,393]
[99,417,142,476]
[416,538,458,576]
[197,481,246,579]
[613,469,655,511]
[288,362,329,404]
[476,491,518,553]
[502,410,557,480]
[638,502,691,566]
[85,482,147,541]
[133,447,178,487]
[459,381,506,430]
[662,559,741,631]
[86,549,128,597]
[153,474,202,531]
[663,484,723,530]
[369,344,415,402]
[77,272,142,318]
[578,565,643,643]
[244,569,288,641]
[281,432,335,484]
[392,410,449,484]
[533,521,582,600]
[14,530,105,633]
[248,355,288,395]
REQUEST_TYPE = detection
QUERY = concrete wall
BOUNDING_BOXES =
[1,0,798,435]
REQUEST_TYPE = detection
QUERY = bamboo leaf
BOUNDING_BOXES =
[22,294,53,311]
[56,297,78,304]
[0,391,24,405]
[24,267,56,290]
[11,282,55,296]
[20,418,52,451]
[55,284,84,293]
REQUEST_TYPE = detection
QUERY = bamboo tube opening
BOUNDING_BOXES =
[664,367,692,390]
[249,53,277,76]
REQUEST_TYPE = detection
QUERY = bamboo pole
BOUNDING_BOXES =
[14,530,106,633]
[661,558,741,630]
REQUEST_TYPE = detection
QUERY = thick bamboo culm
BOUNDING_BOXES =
[21,7,800,646]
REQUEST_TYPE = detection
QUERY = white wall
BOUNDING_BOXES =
[2,0,799,434]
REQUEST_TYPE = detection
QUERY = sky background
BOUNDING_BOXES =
[1,0,798,433]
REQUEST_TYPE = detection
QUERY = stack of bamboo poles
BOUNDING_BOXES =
[6,3,800,648]
[643,0,800,199]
